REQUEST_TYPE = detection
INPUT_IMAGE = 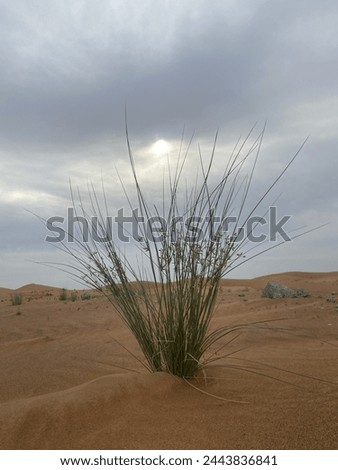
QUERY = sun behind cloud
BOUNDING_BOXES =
[151,139,171,156]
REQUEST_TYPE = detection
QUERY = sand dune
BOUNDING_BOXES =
[14,283,58,292]
[0,272,337,449]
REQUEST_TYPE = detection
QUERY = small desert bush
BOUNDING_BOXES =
[57,127,309,378]
[70,291,78,302]
[81,292,91,300]
[11,294,22,306]
[59,288,68,301]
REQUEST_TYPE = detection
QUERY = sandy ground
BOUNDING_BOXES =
[0,272,337,450]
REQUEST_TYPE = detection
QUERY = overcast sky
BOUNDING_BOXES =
[1,0,337,288]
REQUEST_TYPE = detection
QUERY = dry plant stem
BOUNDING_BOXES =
[51,125,316,379]
[182,377,250,404]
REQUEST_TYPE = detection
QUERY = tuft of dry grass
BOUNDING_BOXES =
[11,294,22,306]
[51,125,312,378]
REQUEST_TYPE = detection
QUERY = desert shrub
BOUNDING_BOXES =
[81,292,91,300]
[57,127,311,378]
[70,291,78,302]
[11,294,22,306]
[59,288,68,301]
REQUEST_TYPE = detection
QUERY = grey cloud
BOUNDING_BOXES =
[1,0,337,147]
[0,0,337,287]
